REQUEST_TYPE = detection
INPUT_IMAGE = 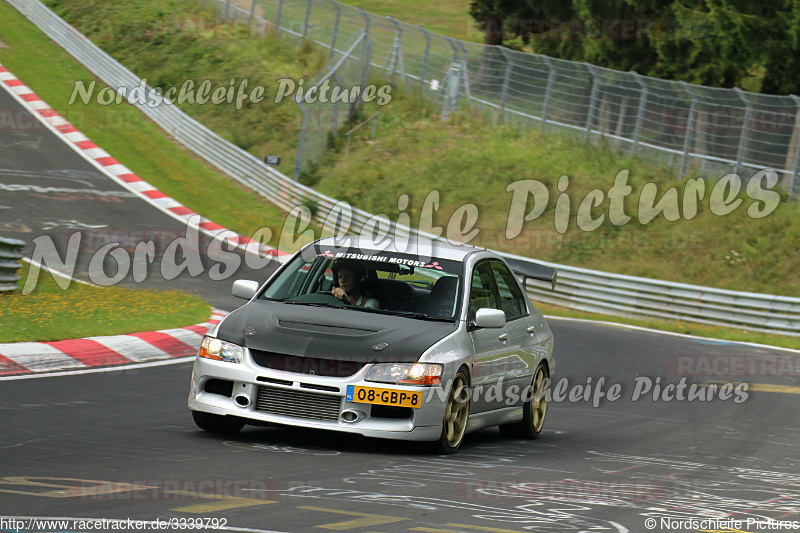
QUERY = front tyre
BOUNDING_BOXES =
[192,410,245,434]
[499,363,548,439]
[435,368,470,454]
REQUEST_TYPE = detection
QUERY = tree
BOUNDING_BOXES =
[469,0,800,95]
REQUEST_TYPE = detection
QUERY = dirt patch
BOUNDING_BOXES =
[228,0,266,19]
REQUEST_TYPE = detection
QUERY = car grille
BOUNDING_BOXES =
[254,386,342,421]
[250,349,364,378]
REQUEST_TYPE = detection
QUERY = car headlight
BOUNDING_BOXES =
[199,336,244,363]
[366,363,443,386]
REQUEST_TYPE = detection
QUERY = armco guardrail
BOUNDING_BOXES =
[7,0,800,336]
[0,237,25,293]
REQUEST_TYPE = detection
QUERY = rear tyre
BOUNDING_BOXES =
[499,364,548,439]
[192,411,245,434]
[434,368,470,454]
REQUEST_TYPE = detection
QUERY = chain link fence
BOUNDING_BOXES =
[293,30,371,179]
[219,0,800,199]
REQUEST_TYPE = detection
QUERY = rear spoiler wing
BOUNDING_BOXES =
[505,257,558,291]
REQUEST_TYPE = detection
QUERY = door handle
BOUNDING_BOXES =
[526,325,536,333]
[498,332,508,341]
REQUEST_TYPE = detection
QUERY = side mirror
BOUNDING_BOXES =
[232,280,259,300]
[474,308,506,329]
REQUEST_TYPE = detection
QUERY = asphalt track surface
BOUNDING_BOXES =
[2,83,800,533]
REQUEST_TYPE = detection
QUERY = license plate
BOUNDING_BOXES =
[346,385,422,408]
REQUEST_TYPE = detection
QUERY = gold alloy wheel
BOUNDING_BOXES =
[531,365,548,432]
[443,371,470,449]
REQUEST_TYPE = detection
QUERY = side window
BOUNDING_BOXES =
[469,261,498,320]
[489,260,528,321]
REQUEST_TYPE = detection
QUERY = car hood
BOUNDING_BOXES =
[216,300,458,363]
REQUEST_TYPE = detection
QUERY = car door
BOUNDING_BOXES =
[468,260,515,413]
[488,260,543,407]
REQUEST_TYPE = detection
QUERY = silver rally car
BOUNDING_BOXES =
[188,237,556,453]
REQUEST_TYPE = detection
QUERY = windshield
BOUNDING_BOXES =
[261,247,463,320]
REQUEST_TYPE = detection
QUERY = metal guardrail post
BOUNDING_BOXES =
[385,16,405,84]
[631,72,648,155]
[442,64,461,121]
[440,38,461,120]
[457,41,471,101]
[358,7,369,37]
[294,107,309,180]
[419,27,431,91]
[330,3,340,58]
[680,82,698,177]
[584,63,600,140]
[303,0,313,38]
[248,0,256,25]
[541,57,555,130]
[733,88,752,176]
[791,95,800,200]
[361,33,372,93]
[275,0,283,31]
[498,47,512,122]
[0,236,25,293]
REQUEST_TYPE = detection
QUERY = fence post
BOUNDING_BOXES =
[791,95,800,200]
[680,82,698,177]
[541,56,555,130]
[631,72,648,155]
[294,106,309,180]
[329,3,340,57]
[419,27,431,91]
[441,38,461,121]
[276,0,283,31]
[248,0,256,25]
[385,16,405,84]
[584,63,600,140]
[224,0,231,19]
[358,7,370,37]
[733,88,752,176]
[361,33,373,95]
[442,64,462,121]
[457,41,471,101]
[303,0,313,38]
[498,47,513,124]
[331,71,342,135]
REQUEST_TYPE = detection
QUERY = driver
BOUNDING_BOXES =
[331,260,380,309]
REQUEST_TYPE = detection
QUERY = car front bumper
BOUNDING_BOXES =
[188,356,448,442]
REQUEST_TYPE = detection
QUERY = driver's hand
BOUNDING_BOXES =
[332,287,346,301]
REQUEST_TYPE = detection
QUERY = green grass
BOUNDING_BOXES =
[536,302,800,351]
[333,0,481,43]
[2,0,799,350]
[0,262,211,343]
[312,117,800,296]
[0,0,305,246]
